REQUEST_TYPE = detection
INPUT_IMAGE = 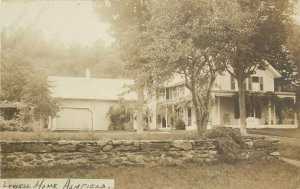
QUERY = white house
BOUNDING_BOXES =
[48,70,137,131]
[147,64,298,130]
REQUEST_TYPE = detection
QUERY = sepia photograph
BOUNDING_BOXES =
[0,0,300,188]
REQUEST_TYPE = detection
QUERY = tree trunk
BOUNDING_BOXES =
[195,106,203,135]
[237,79,247,136]
[195,105,208,135]
[136,85,144,134]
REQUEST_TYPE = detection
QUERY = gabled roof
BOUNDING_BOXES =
[48,76,137,101]
[264,61,282,78]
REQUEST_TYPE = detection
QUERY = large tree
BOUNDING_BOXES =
[138,0,232,134]
[219,0,295,135]
[93,0,151,133]
[286,21,300,122]
[1,52,58,123]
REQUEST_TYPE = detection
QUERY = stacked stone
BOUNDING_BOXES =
[239,138,280,160]
[0,138,279,169]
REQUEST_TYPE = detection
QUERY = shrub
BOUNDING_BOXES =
[107,106,130,131]
[175,119,186,130]
[0,118,33,132]
[205,127,243,163]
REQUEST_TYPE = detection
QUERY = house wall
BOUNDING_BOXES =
[52,99,120,130]
[214,69,275,92]
[147,67,298,130]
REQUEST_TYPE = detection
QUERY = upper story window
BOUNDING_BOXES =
[164,84,185,100]
[248,76,263,91]
[231,75,264,91]
[160,89,166,99]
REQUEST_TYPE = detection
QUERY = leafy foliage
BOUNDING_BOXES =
[206,128,243,163]
[175,119,186,130]
[138,0,231,133]
[0,116,33,132]
[1,52,59,123]
[94,0,152,133]
[106,101,133,131]
[212,0,296,135]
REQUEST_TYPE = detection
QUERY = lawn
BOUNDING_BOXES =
[1,160,300,189]
[248,128,300,138]
[2,128,299,142]
[0,130,200,141]
[247,128,300,161]
[279,144,300,161]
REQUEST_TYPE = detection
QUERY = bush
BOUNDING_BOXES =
[205,127,243,163]
[175,119,186,130]
[107,106,130,131]
[0,118,33,132]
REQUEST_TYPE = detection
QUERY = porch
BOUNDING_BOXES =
[214,91,298,129]
[154,91,298,130]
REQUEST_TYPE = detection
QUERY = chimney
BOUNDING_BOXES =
[86,69,91,78]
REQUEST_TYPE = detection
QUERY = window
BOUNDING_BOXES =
[252,76,259,83]
[165,85,185,100]
[188,107,192,126]
[248,76,263,91]
[160,89,166,99]
[166,88,170,99]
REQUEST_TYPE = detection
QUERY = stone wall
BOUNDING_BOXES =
[0,138,279,169]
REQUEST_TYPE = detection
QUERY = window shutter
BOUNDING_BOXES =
[166,88,169,99]
[259,77,264,91]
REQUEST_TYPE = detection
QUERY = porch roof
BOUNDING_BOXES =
[212,90,296,98]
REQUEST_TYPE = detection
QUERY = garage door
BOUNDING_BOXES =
[56,108,92,130]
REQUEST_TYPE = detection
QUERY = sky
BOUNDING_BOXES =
[1,0,300,48]
[1,0,115,47]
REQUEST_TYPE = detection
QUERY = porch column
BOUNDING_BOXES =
[268,100,272,125]
[273,103,276,125]
[171,105,175,130]
[217,96,221,125]
[166,107,168,128]
[294,97,298,126]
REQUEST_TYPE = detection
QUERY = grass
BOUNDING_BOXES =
[247,128,300,160]
[0,130,200,141]
[279,144,300,161]
[248,128,300,138]
[247,128,300,161]
[1,160,300,189]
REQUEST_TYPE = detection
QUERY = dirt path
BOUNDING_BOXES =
[280,157,300,168]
